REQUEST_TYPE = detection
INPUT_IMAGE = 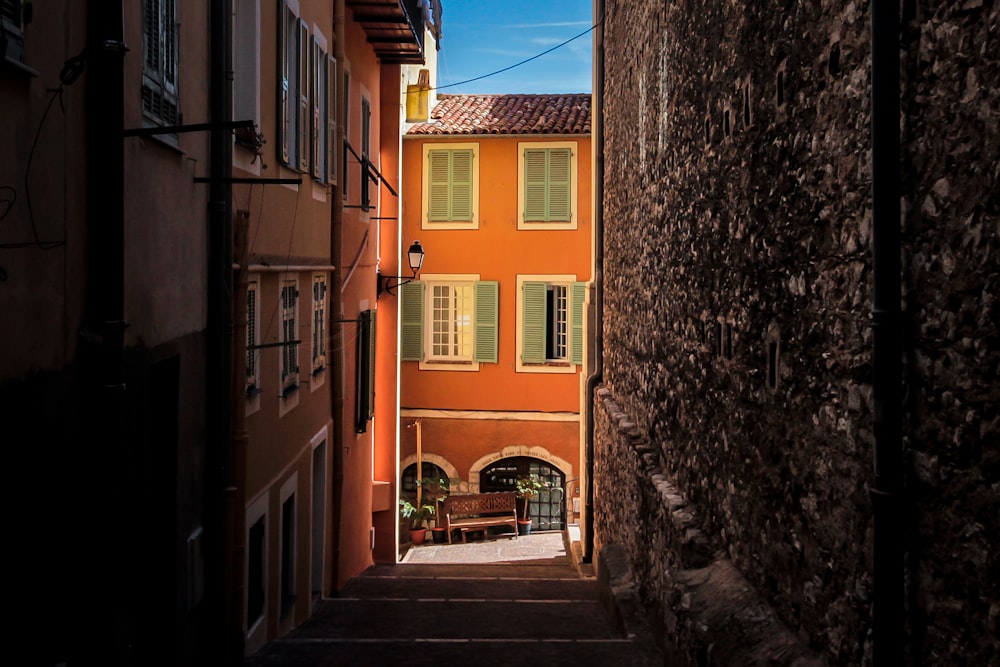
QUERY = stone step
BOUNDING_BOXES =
[339,574,602,601]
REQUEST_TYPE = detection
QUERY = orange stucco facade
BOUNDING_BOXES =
[394,125,593,534]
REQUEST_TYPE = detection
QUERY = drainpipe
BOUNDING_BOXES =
[583,0,605,564]
[870,1,903,664]
[208,0,238,662]
[84,1,126,659]
[329,0,347,591]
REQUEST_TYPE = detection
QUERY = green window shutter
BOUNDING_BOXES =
[400,281,424,361]
[450,149,474,221]
[473,281,499,363]
[524,148,572,221]
[427,150,451,221]
[571,281,586,365]
[427,149,474,222]
[521,281,547,364]
[548,148,572,221]
[523,149,548,221]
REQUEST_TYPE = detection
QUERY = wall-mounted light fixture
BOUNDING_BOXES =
[377,240,425,298]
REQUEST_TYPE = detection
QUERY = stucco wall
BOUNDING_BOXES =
[596,1,998,665]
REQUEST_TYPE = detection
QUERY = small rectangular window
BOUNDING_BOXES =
[246,279,259,392]
[142,0,180,127]
[311,275,327,372]
[281,279,299,391]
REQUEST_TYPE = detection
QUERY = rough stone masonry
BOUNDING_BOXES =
[594,1,998,665]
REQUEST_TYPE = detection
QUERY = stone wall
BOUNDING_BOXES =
[596,0,998,665]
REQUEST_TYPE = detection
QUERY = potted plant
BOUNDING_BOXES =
[419,477,451,543]
[515,473,547,535]
[399,497,435,545]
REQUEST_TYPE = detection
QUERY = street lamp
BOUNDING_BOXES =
[377,240,425,297]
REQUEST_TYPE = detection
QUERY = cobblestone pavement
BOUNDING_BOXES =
[244,530,663,666]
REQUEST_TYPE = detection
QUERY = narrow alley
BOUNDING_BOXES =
[244,531,661,666]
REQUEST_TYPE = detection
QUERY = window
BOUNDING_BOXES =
[1,0,30,71]
[516,276,586,373]
[305,34,335,184]
[280,278,299,395]
[399,277,498,369]
[517,142,577,230]
[355,309,376,433]
[280,493,295,618]
[401,462,448,494]
[278,1,307,170]
[233,0,260,148]
[311,275,327,373]
[246,278,261,395]
[422,143,479,229]
[246,514,265,629]
[143,0,180,127]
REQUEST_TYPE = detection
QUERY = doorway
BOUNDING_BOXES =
[479,457,565,531]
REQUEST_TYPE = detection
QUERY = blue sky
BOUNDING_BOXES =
[434,1,594,95]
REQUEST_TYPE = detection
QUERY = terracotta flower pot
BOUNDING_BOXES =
[409,528,427,545]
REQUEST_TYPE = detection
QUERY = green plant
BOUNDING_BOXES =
[399,498,435,531]
[514,474,548,521]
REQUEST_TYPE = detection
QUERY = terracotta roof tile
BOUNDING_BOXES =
[407,93,591,136]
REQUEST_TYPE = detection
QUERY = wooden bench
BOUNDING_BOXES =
[441,492,519,544]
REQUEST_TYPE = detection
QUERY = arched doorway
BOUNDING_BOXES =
[479,457,565,531]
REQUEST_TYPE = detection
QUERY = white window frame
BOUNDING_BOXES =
[517,141,578,230]
[421,143,480,229]
[516,274,580,374]
[418,274,480,372]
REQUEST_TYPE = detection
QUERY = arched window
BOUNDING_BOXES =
[480,457,565,531]
[400,462,447,494]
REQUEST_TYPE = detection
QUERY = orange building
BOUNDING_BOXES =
[391,93,593,539]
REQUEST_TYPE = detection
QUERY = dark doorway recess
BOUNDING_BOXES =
[480,457,565,531]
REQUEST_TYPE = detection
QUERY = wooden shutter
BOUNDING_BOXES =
[427,150,451,221]
[311,38,323,180]
[427,149,473,222]
[278,2,291,165]
[570,281,586,365]
[523,149,547,220]
[297,19,310,172]
[521,281,547,364]
[524,148,571,221]
[473,281,499,363]
[450,149,473,221]
[547,148,572,221]
[327,56,337,184]
[400,281,424,361]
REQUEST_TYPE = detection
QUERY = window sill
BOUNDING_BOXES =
[418,359,480,372]
[281,383,299,399]
[246,385,263,398]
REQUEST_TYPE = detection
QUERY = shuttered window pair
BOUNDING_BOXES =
[399,281,498,363]
[398,280,585,366]
[355,310,376,432]
[279,1,336,181]
[422,144,478,228]
[523,148,572,222]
